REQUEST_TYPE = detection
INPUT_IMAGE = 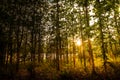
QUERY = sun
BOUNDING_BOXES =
[75,39,82,46]
[119,6,120,12]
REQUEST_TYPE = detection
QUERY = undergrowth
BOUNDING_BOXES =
[0,61,120,80]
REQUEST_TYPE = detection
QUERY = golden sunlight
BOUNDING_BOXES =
[75,39,82,46]
[119,6,120,12]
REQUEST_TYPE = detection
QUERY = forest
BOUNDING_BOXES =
[0,0,120,80]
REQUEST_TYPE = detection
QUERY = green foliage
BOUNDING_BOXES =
[0,0,120,79]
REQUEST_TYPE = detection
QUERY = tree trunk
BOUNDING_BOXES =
[55,0,60,70]
[97,0,107,73]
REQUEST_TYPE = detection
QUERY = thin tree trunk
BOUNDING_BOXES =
[106,16,115,60]
[85,1,95,73]
[24,32,27,65]
[79,6,86,69]
[38,31,42,63]
[8,25,13,66]
[114,9,120,46]
[55,0,60,70]
[97,0,107,74]
[72,36,76,68]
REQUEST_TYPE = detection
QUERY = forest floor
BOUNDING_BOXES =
[0,61,120,80]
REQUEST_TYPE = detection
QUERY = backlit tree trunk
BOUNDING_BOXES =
[96,0,107,73]
[84,0,95,73]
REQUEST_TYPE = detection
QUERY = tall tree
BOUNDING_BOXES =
[84,0,95,73]
[95,0,107,74]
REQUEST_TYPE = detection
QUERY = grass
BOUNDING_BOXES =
[1,57,120,80]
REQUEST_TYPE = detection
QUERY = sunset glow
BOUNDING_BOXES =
[76,39,82,46]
